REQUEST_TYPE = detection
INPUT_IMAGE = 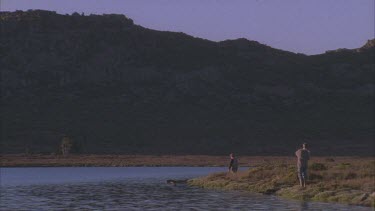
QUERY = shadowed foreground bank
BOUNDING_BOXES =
[188,158,375,207]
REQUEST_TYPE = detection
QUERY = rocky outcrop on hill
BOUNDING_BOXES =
[1,10,374,155]
[360,39,375,51]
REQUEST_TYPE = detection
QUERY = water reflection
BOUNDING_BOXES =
[298,202,309,211]
[0,168,372,211]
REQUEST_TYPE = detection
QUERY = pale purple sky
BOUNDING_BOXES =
[1,0,374,55]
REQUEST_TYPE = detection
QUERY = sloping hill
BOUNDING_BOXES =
[1,10,374,155]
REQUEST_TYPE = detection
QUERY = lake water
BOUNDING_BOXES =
[0,167,371,211]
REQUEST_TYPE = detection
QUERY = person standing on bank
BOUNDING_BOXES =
[228,153,238,173]
[295,143,310,187]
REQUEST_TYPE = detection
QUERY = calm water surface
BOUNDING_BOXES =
[0,167,371,211]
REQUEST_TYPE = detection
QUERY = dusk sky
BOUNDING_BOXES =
[1,0,374,55]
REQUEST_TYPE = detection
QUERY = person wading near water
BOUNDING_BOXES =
[228,153,238,173]
[295,143,310,187]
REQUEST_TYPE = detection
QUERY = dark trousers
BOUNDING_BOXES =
[298,166,308,180]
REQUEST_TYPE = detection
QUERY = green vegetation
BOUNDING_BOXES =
[189,159,375,207]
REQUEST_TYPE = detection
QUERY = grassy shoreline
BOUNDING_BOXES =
[2,154,374,206]
[188,157,375,207]
[1,154,331,167]
[0,154,285,167]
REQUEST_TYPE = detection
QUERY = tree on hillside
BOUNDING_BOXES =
[60,136,73,156]
[60,135,83,156]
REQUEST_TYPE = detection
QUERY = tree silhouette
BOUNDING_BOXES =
[60,136,73,156]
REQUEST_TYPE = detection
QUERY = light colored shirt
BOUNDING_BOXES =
[295,148,310,168]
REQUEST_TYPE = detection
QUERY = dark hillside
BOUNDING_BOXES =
[1,10,374,155]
